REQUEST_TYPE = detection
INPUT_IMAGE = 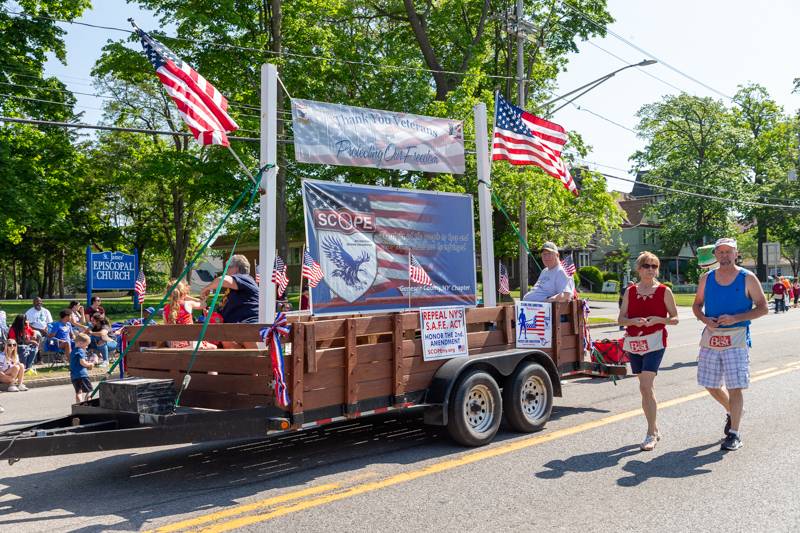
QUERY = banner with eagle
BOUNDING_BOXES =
[302,180,477,315]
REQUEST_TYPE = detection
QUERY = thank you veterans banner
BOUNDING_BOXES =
[303,180,477,315]
[291,98,465,174]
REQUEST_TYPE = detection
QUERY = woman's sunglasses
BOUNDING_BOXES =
[640,264,659,270]
[6,342,16,347]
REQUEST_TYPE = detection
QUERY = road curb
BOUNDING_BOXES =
[16,371,110,390]
[589,322,619,329]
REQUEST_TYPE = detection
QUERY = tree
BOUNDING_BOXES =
[632,94,744,254]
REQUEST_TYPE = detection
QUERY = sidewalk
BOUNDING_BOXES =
[3,365,113,391]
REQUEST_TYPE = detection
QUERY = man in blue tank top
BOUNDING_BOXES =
[692,238,768,451]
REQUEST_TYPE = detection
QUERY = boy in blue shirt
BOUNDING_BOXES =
[70,333,94,403]
[48,309,74,361]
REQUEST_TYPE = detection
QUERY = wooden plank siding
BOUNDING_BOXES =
[123,302,584,415]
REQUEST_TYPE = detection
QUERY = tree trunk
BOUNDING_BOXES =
[171,186,187,278]
[403,0,450,101]
[756,216,767,281]
[58,248,65,298]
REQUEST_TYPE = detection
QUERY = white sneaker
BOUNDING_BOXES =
[6,385,19,392]
[17,383,28,391]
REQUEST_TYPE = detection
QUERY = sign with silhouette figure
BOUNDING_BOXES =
[302,180,476,315]
[515,301,552,348]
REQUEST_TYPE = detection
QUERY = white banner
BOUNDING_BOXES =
[420,306,469,361]
[515,301,552,349]
[291,99,465,174]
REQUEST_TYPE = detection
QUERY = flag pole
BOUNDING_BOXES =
[408,249,412,311]
[226,144,260,188]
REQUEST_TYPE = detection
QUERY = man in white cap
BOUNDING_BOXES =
[691,237,767,451]
[523,242,575,303]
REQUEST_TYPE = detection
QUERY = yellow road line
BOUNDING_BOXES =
[753,367,778,375]
[145,483,341,533]
[155,365,800,533]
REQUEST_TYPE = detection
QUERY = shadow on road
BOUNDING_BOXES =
[548,405,610,422]
[535,444,641,479]
[617,442,725,487]
[660,360,698,372]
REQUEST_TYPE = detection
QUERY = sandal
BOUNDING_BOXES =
[640,433,659,451]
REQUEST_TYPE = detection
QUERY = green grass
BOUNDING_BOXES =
[581,291,695,307]
[588,316,616,324]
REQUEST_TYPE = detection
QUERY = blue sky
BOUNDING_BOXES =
[43,0,800,192]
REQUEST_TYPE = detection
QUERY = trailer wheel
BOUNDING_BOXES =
[446,370,502,446]
[503,362,553,433]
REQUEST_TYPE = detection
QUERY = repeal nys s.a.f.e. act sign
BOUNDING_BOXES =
[420,306,469,361]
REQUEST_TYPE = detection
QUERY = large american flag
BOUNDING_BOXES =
[498,262,510,295]
[492,93,578,196]
[561,255,577,276]
[409,254,432,286]
[272,255,289,295]
[302,249,324,287]
[131,21,239,146]
[134,270,147,304]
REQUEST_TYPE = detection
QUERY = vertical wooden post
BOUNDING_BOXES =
[344,318,357,415]
[392,313,405,405]
[291,323,304,425]
[304,323,317,373]
[552,302,561,366]
[503,304,514,347]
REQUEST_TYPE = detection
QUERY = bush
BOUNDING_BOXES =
[577,266,603,291]
[602,271,620,282]
[573,273,580,288]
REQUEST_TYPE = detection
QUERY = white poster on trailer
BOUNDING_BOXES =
[515,301,552,348]
[420,306,469,361]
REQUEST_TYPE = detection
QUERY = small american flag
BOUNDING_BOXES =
[131,20,238,146]
[302,249,324,287]
[492,93,578,196]
[272,255,289,295]
[561,255,577,276]
[498,262,510,295]
[134,270,147,304]
[254,263,261,284]
[527,311,547,335]
[409,254,432,286]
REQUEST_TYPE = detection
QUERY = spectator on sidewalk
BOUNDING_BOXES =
[70,333,94,403]
[47,309,75,361]
[87,313,116,368]
[85,296,106,321]
[0,339,27,392]
[794,280,800,308]
[68,301,87,328]
[8,315,38,373]
[771,278,786,313]
[25,297,52,340]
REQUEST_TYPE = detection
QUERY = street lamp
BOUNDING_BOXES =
[543,59,657,116]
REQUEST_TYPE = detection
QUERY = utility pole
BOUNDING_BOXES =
[516,0,528,296]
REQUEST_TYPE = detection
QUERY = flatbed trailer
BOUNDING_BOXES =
[0,301,625,461]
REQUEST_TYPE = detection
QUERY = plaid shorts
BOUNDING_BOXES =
[697,347,750,389]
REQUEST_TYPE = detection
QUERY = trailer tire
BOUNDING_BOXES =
[446,370,502,447]
[503,362,553,433]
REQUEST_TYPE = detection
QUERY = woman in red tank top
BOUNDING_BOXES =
[618,251,679,451]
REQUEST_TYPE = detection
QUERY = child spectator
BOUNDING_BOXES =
[8,314,38,374]
[48,309,75,361]
[71,333,94,403]
[0,339,27,391]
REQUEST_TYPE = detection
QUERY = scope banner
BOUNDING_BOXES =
[302,180,477,315]
[291,98,465,174]
[86,248,138,290]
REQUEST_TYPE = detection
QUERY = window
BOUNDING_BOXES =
[640,229,657,246]
[287,246,302,265]
[578,252,591,268]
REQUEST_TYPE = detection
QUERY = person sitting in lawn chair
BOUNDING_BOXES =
[44,310,75,364]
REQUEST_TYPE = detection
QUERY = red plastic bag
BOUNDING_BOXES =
[592,338,628,364]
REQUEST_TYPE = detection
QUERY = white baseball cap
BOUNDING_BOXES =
[713,237,738,250]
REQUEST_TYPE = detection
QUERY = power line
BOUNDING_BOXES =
[570,102,637,133]
[560,0,736,104]
[0,92,103,112]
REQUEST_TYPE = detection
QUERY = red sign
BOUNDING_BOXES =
[709,335,732,348]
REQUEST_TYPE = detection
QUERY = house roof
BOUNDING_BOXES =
[617,198,660,228]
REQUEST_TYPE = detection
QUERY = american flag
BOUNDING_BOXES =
[134,270,147,304]
[302,249,325,287]
[561,255,577,276]
[409,254,432,286]
[498,262,510,295]
[492,93,578,196]
[131,21,239,146]
[254,264,261,284]
[526,310,547,335]
[272,255,289,295]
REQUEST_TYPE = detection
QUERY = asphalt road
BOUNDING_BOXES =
[1,310,799,532]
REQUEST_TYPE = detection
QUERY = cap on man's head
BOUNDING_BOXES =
[714,237,738,250]
[144,307,156,315]
[541,241,559,254]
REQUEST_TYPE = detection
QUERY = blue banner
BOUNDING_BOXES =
[87,249,138,290]
[302,180,477,315]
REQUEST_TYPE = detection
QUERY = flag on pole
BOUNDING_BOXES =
[498,262,510,295]
[302,249,325,287]
[561,255,577,276]
[492,93,578,196]
[134,270,147,304]
[130,20,239,146]
[409,254,432,286]
[254,263,261,284]
[272,255,289,295]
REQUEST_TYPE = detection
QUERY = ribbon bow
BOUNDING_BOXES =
[259,312,291,407]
